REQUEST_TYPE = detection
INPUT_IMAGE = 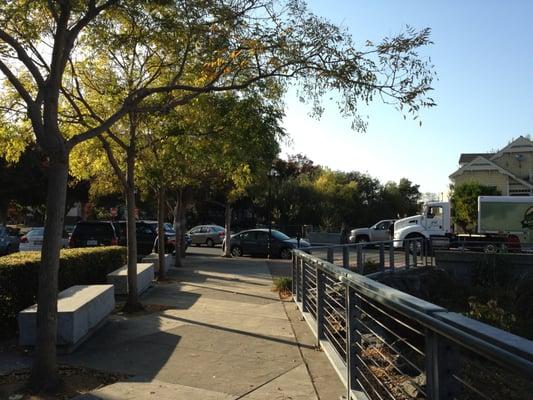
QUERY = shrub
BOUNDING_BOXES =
[273,277,292,293]
[0,246,126,338]
[362,259,380,274]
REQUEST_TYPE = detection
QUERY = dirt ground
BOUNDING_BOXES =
[0,366,126,400]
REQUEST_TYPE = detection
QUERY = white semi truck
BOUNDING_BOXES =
[392,196,533,251]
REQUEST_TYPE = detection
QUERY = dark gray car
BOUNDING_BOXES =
[0,226,21,255]
[224,229,310,259]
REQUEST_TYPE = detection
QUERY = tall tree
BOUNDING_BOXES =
[450,182,501,233]
[1,0,435,390]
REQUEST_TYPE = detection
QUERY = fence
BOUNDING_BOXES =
[307,237,434,274]
[291,247,533,400]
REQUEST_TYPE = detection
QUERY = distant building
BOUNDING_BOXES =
[450,136,533,196]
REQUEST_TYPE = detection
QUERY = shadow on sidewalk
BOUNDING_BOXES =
[160,313,315,350]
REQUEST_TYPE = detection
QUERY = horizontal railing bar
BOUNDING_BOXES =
[355,356,396,400]
[355,364,384,400]
[293,250,533,378]
[323,300,346,320]
[356,293,424,337]
[323,293,346,311]
[354,307,424,358]
[452,374,494,400]
[323,327,347,359]
[357,341,427,398]
[354,327,424,376]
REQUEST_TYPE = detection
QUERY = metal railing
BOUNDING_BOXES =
[292,248,533,400]
[306,237,434,274]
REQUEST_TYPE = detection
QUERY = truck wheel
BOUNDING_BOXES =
[404,234,424,255]
[483,244,497,254]
[356,235,370,244]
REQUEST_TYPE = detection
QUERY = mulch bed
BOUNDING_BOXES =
[0,365,127,400]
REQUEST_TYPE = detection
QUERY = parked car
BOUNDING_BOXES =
[223,228,310,259]
[187,224,225,247]
[349,219,396,244]
[20,227,69,251]
[139,221,191,254]
[69,221,119,248]
[0,226,20,255]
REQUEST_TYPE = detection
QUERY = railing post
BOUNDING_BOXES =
[345,283,360,399]
[316,267,325,347]
[413,240,418,268]
[292,253,297,299]
[296,257,302,303]
[342,246,350,269]
[379,242,385,272]
[404,240,410,270]
[301,258,307,312]
[327,246,334,263]
[389,241,395,271]
[425,329,460,399]
[357,244,364,274]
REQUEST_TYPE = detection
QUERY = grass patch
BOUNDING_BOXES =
[273,277,292,299]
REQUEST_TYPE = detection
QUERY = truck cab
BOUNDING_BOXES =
[393,202,451,248]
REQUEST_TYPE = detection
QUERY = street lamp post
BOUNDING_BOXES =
[267,167,279,259]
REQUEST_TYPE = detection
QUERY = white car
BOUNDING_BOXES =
[349,219,396,243]
[19,227,69,251]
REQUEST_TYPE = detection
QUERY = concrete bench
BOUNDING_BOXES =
[107,262,154,296]
[18,284,114,352]
[141,253,172,274]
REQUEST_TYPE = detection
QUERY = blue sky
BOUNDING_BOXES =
[281,0,533,195]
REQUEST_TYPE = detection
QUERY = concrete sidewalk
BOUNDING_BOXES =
[63,254,338,400]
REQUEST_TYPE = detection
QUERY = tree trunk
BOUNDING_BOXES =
[123,153,141,312]
[173,190,183,268]
[29,156,68,391]
[223,202,232,257]
[179,196,187,259]
[340,221,349,244]
[157,188,166,280]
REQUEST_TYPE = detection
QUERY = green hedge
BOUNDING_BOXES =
[0,246,126,338]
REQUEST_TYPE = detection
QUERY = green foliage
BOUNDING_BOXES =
[467,298,516,332]
[0,247,126,338]
[450,182,501,232]
[259,157,422,231]
[273,276,292,293]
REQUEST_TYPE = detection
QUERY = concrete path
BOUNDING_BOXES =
[67,254,324,399]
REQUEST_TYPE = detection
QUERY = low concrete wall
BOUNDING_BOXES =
[307,232,341,245]
[141,253,172,274]
[435,251,533,284]
[18,284,115,350]
[107,263,154,295]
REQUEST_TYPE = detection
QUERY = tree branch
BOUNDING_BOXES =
[0,28,45,87]
[0,59,35,105]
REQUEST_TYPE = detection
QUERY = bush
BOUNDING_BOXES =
[273,277,292,293]
[0,246,126,338]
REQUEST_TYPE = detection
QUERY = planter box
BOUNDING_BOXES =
[107,263,154,295]
[18,284,115,352]
[141,253,172,274]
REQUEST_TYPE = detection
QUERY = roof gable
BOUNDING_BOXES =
[458,153,495,165]
[449,155,533,189]
[491,136,533,160]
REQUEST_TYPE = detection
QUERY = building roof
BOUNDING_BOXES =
[458,153,495,165]
[450,155,533,189]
